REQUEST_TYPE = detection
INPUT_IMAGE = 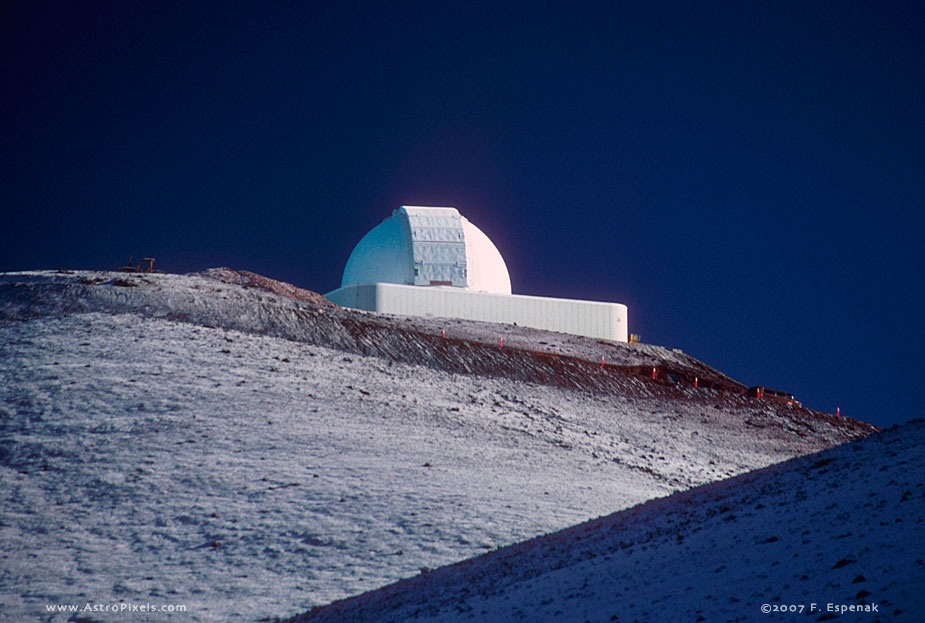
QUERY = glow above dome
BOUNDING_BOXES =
[341,206,512,295]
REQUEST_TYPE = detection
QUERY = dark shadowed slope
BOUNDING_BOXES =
[287,420,924,623]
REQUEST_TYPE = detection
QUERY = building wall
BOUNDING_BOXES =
[325,283,628,342]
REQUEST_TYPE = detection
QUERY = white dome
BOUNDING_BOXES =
[341,206,511,295]
[341,211,414,287]
[460,217,511,294]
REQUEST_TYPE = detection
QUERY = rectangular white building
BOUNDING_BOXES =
[326,282,628,342]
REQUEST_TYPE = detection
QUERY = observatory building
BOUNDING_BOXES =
[325,206,628,341]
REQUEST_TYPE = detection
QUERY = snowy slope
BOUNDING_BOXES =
[0,270,874,622]
[0,269,763,393]
[288,420,925,623]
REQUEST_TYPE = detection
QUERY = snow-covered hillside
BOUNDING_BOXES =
[288,420,925,623]
[0,270,875,622]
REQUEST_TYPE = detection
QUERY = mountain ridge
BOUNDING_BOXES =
[0,269,874,436]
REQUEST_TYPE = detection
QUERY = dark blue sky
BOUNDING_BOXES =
[3,1,922,428]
